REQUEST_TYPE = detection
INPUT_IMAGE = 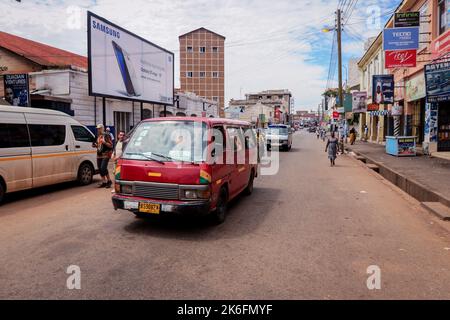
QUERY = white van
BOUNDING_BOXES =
[0,106,98,203]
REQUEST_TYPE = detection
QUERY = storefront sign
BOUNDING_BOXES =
[394,12,420,28]
[425,62,450,102]
[383,27,420,51]
[3,74,30,107]
[406,73,426,102]
[352,91,367,113]
[391,103,403,116]
[372,75,395,105]
[385,49,417,68]
[367,103,379,111]
[332,111,339,119]
[431,29,450,60]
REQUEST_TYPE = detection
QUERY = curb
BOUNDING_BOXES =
[346,147,450,212]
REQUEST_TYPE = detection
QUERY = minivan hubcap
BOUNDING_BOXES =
[81,167,92,183]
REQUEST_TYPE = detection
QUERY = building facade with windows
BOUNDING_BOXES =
[179,28,225,117]
[227,89,292,126]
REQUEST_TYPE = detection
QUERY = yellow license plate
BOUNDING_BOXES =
[139,203,160,214]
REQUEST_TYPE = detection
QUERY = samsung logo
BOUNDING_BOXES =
[92,20,120,39]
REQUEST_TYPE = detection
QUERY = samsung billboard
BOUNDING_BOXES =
[87,12,174,105]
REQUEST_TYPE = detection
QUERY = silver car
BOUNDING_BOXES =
[265,125,293,151]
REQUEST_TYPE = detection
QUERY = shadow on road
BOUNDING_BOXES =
[122,187,281,241]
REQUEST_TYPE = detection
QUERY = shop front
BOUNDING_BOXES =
[424,60,450,153]
[405,73,427,145]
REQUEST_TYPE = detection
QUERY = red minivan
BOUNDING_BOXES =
[112,117,259,224]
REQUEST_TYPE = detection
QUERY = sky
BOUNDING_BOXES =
[1,0,399,111]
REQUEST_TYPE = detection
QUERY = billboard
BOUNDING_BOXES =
[385,49,417,69]
[351,92,367,113]
[87,12,174,105]
[394,12,420,28]
[425,61,450,103]
[372,75,394,105]
[383,27,419,51]
[3,74,30,107]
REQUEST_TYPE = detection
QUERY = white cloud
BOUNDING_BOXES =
[0,0,397,111]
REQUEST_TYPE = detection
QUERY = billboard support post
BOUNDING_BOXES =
[140,102,143,121]
[102,97,106,127]
[164,105,167,117]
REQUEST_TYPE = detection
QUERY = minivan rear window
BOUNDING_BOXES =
[0,123,30,149]
[29,124,66,147]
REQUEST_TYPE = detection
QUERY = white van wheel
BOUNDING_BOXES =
[78,163,94,186]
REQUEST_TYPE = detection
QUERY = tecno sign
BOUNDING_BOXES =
[385,49,417,68]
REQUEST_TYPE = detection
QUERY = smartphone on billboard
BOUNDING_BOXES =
[112,40,141,97]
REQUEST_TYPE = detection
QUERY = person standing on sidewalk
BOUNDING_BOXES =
[93,124,113,188]
[363,124,369,142]
[325,132,338,167]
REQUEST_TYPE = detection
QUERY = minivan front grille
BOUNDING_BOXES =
[133,182,180,200]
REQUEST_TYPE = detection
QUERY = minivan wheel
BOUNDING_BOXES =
[0,182,4,204]
[244,171,255,196]
[212,188,227,225]
[77,163,94,186]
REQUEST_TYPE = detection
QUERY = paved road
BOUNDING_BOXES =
[1,131,450,299]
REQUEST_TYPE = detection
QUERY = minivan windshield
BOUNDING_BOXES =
[123,121,207,163]
[267,126,289,135]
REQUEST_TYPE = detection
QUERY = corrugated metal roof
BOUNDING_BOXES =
[0,31,87,70]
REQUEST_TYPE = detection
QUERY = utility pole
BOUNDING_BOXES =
[336,8,345,150]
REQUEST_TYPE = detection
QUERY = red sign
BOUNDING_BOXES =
[385,49,417,68]
[332,111,339,119]
[431,29,450,60]
[367,103,379,111]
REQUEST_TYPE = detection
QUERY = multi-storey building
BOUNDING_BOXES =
[227,89,292,126]
[179,28,225,117]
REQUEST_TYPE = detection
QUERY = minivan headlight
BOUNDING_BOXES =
[121,184,133,195]
[182,189,211,200]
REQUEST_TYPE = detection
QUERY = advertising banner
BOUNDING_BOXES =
[3,74,30,107]
[88,12,174,105]
[383,27,419,51]
[394,12,420,28]
[406,73,426,102]
[385,49,417,69]
[425,61,450,103]
[352,92,367,113]
[398,137,416,156]
[372,75,395,105]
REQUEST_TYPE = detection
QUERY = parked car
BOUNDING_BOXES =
[0,106,98,203]
[265,124,293,151]
[112,117,259,224]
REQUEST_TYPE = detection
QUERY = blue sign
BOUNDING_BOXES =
[425,62,450,103]
[383,27,419,51]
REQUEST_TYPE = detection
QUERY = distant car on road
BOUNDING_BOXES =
[265,124,293,151]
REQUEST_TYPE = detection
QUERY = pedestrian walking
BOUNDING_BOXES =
[93,124,113,188]
[111,130,125,193]
[363,124,369,142]
[349,127,356,145]
[316,128,320,139]
[325,131,338,167]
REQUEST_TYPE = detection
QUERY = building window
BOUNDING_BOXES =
[438,0,449,36]
[419,2,430,51]
[212,97,219,102]
[187,46,193,53]
[212,72,219,78]
[278,95,283,99]
[200,71,206,78]
[199,46,206,53]
[212,47,219,53]
[186,72,193,78]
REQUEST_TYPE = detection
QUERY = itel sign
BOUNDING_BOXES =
[385,49,417,68]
